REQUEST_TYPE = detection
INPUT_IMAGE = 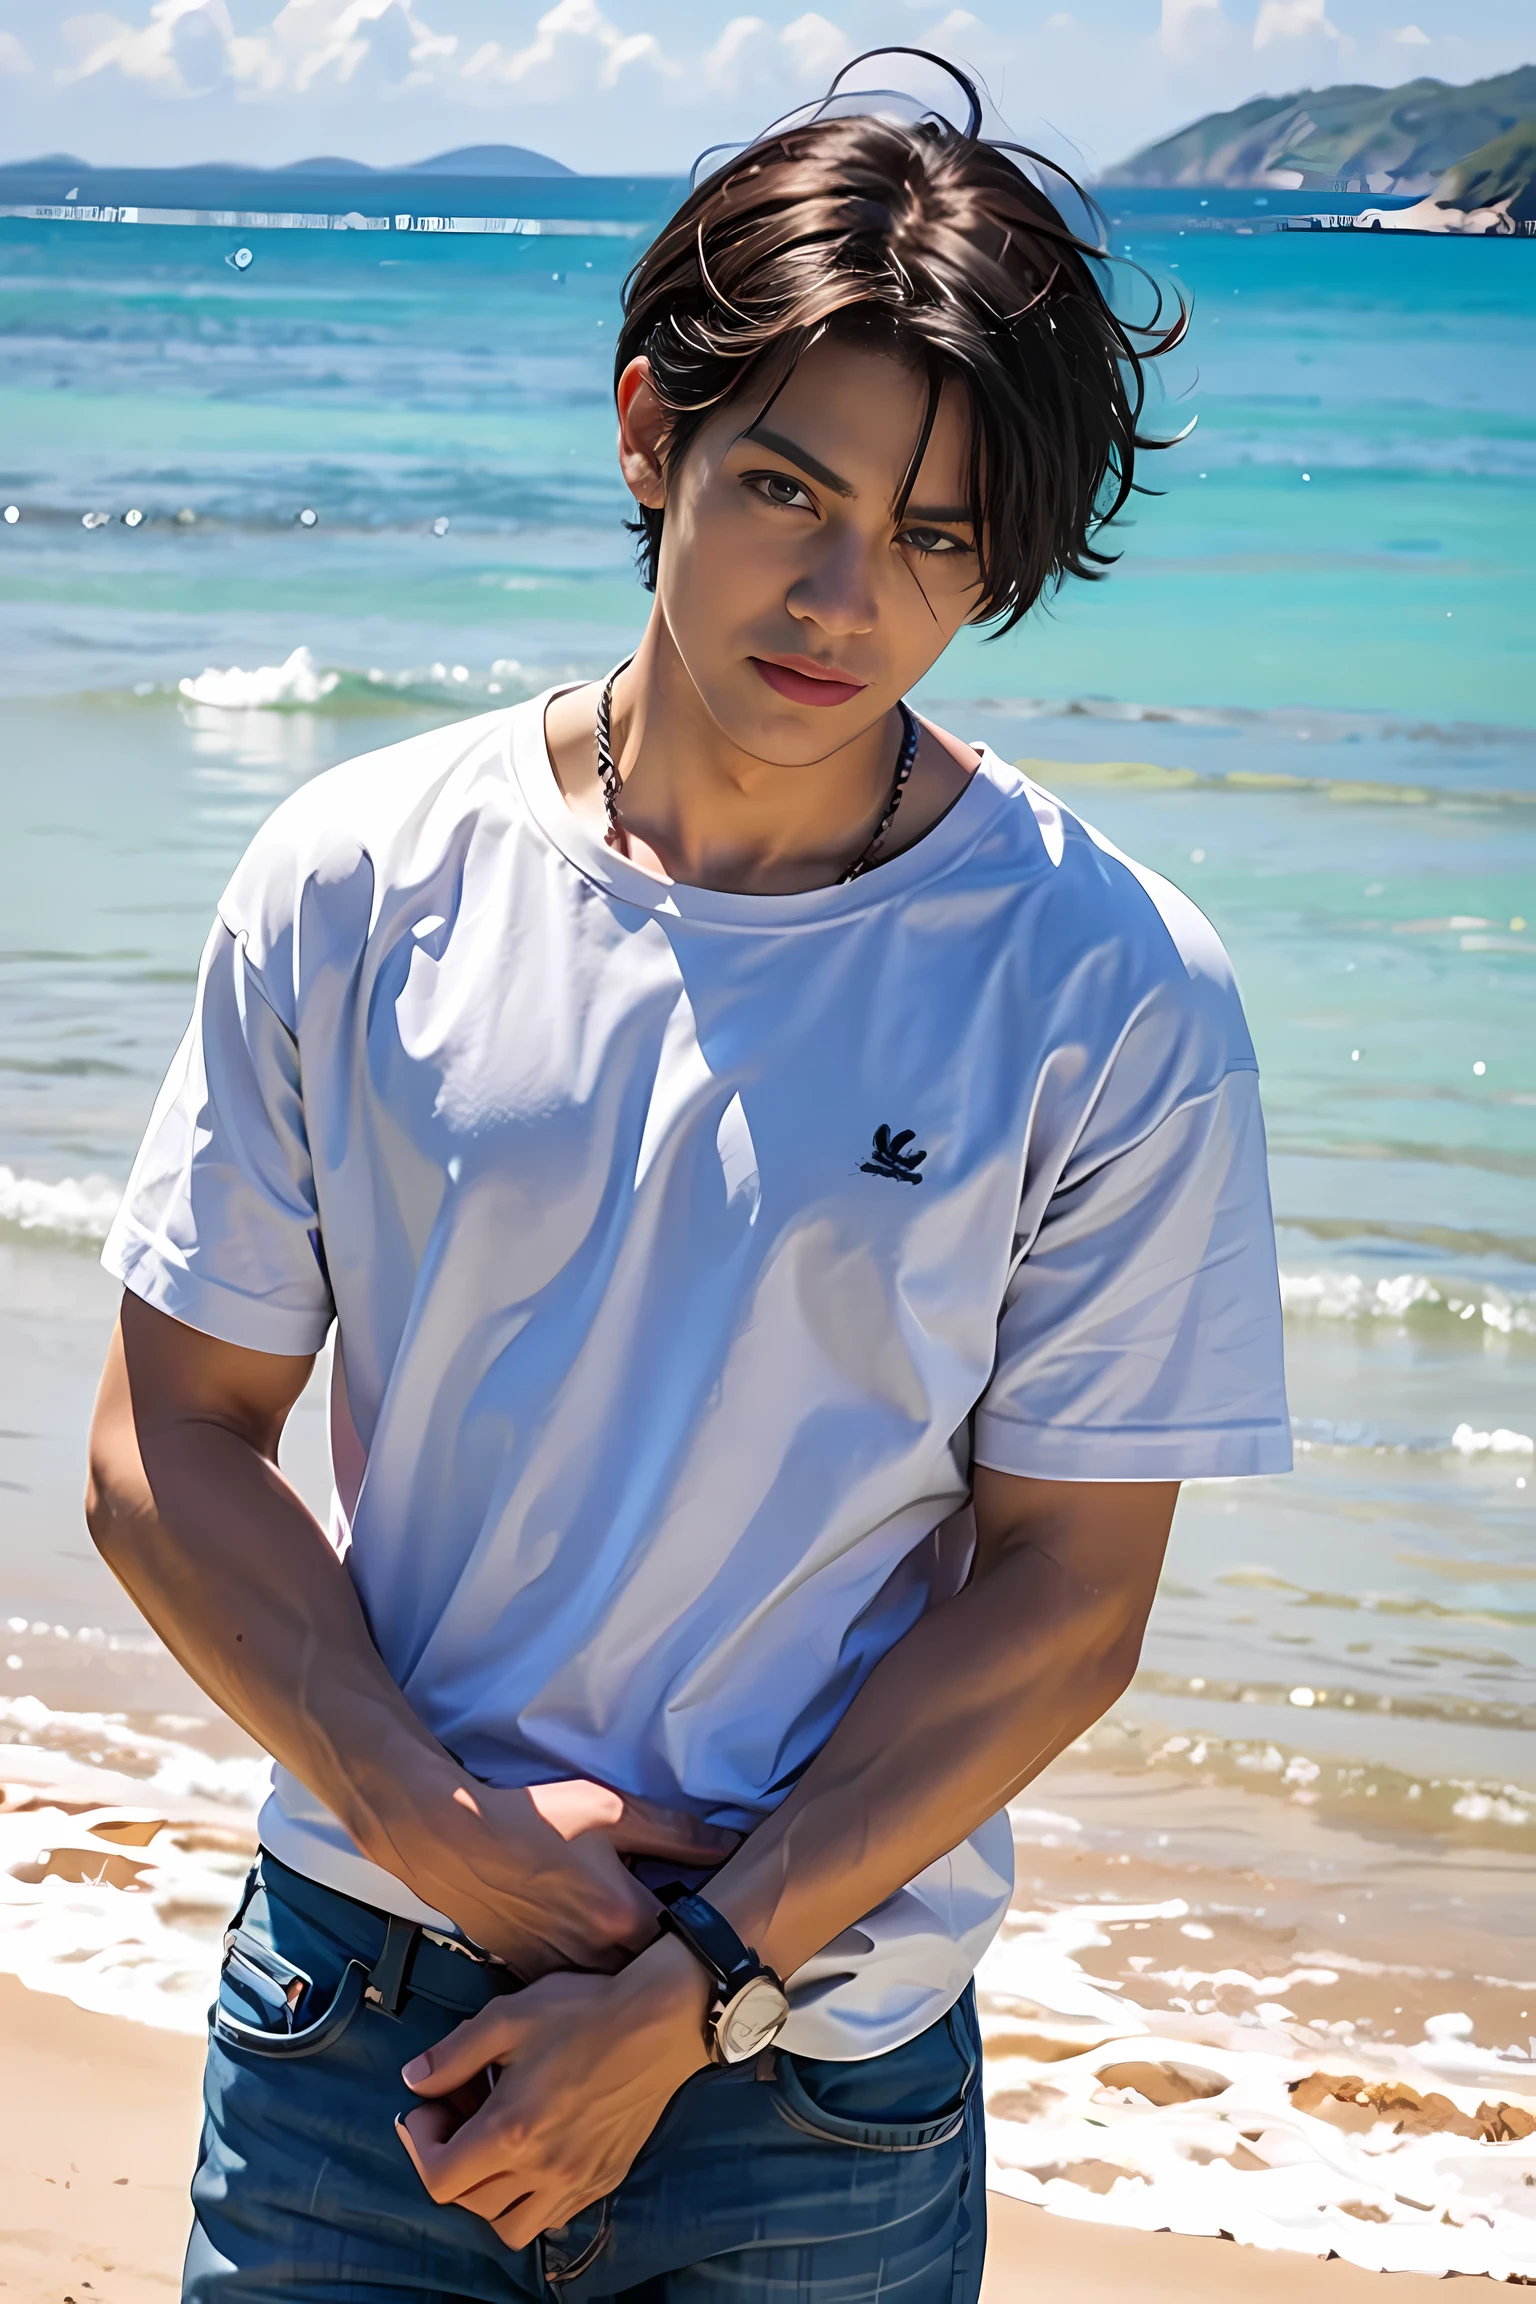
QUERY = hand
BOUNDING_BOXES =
[385,1772,738,1980]
[396,1935,710,2249]
[526,1777,742,1865]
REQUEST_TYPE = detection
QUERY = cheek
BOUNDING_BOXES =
[885,560,976,652]
[661,491,782,621]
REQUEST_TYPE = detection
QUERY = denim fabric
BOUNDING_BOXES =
[184,1855,987,2304]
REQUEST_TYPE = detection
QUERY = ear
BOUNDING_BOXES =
[616,357,668,511]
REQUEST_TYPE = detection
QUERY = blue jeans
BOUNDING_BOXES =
[185,1853,987,2304]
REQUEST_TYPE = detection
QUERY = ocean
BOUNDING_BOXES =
[1,174,1533,2276]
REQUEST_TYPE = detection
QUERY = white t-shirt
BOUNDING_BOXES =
[104,695,1290,2058]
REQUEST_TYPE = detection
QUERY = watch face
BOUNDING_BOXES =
[714,1973,790,2065]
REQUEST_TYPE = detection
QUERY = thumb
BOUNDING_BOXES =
[401,1998,523,2097]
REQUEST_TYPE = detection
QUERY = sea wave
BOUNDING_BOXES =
[0,1164,121,1246]
[1130,1667,1536,1739]
[172,644,547,714]
[1280,1268,1536,1338]
[1019,754,1536,813]
[981,692,1536,753]
[90,664,1536,796]
[1289,1414,1534,1458]
[1101,1708,1536,1830]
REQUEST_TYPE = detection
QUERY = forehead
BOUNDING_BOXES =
[719,335,972,501]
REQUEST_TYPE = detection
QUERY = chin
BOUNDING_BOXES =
[713,670,882,766]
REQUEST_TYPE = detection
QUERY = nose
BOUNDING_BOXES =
[784,523,879,642]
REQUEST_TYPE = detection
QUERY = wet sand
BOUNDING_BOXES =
[0,1974,1470,2304]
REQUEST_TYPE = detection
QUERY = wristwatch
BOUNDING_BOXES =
[655,1884,790,2065]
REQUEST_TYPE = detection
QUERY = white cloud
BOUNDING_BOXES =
[929,8,980,32]
[1392,21,1430,41]
[703,10,857,99]
[61,0,233,91]
[232,2,455,95]
[1252,0,1338,48]
[1160,0,1223,60]
[464,0,676,95]
[703,15,767,90]
[60,0,455,98]
[0,30,33,72]
[779,12,850,84]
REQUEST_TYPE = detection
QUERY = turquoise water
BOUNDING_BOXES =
[0,192,1533,1871]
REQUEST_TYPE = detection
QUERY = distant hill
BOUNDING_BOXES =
[1105,65,1536,193]
[401,145,574,177]
[275,155,376,175]
[1361,117,1536,231]
[6,144,574,181]
[277,145,575,179]
[1435,118,1536,219]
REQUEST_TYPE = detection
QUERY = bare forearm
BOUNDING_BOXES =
[87,1366,462,1873]
[707,1483,1171,1984]
[85,1302,696,1971]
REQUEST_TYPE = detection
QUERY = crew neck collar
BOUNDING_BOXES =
[507,686,1015,929]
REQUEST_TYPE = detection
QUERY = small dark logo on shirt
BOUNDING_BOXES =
[861,1124,926,1185]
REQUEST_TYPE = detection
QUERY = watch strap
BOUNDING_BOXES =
[655,1885,768,1996]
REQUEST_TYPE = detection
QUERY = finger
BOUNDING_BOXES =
[496,2194,569,2252]
[395,2100,460,2195]
[398,2100,521,2207]
[399,2085,557,2208]
[607,1796,742,1861]
[450,2168,538,2226]
[402,1999,524,2096]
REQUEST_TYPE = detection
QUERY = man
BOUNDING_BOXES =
[86,62,1290,2304]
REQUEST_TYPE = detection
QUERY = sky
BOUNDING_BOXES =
[0,1,1528,179]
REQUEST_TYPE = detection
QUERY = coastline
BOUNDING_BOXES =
[0,1972,1468,2304]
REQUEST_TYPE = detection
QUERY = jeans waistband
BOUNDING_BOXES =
[250,1846,518,2020]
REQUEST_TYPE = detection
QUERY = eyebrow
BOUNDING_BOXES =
[742,424,974,529]
[742,424,854,498]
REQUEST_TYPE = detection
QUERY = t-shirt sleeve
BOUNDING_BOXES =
[102,916,335,1357]
[974,1064,1291,1482]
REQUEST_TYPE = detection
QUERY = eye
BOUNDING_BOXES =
[745,470,815,513]
[898,526,969,557]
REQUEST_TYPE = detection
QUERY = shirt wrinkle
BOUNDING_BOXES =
[101,691,1290,2058]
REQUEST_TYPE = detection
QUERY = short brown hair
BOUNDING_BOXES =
[615,60,1185,635]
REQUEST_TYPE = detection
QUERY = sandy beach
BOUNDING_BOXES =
[0,1971,1476,2304]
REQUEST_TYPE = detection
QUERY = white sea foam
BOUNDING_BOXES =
[0,1695,271,1808]
[978,1893,1536,2281]
[1451,1423,1534,1456]
[0,1164,121,1244]
[1280,1268,1536,1337]
[164,649,544,713]
[179,644,340,709]
[5,1702,1535,2267]
[1291,1413,1536,1459]
[0,1697,264,2033]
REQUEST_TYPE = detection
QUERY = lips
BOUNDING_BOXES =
[749,656,867,710]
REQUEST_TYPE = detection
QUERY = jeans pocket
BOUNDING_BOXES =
[538,2196,613,2290]
[772,1994,979,2154]
[212,1919,371,2061]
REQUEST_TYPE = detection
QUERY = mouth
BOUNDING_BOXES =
[749,655,867,710]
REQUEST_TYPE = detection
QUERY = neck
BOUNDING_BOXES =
[543,609,977,898]
[611,618,905,893]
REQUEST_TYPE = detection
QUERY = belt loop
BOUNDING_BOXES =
[364,1914,421,2016]
[221,1859,262,1956]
